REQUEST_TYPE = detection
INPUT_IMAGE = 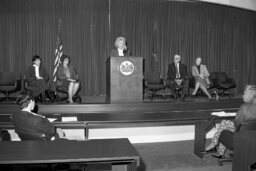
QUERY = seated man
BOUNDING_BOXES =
[12,92,64,140]
[166,54,189,100]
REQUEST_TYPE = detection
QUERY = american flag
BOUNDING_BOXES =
[53,19,63,82]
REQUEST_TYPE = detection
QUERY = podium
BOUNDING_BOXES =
[106,57,143,103]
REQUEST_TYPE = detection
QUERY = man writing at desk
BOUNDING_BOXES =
[12,92,64,141]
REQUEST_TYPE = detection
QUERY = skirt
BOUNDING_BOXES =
[195,76,210,88]
[60,79,72,91]
[28,79,49,97]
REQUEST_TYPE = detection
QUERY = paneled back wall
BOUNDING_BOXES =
[0,0,255,95]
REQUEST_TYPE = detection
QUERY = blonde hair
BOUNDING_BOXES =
[114,37,126,48]
[243,85,256,104]
[196,57,202,61]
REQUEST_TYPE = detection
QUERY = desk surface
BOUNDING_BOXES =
[0,138,140,166]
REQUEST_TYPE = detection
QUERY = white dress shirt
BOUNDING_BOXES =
[33,64,40,78]
[175,63,180,78]
[118,48,124,56]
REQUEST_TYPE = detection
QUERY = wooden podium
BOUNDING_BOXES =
[106,57,143,103]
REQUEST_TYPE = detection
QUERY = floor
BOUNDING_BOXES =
[134,140,232,171]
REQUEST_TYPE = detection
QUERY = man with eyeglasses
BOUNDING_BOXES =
[166,54,189,101]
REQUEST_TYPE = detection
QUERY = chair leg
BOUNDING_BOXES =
[6,91,10,101]
[151,90,155,100]
[218,156,232,166]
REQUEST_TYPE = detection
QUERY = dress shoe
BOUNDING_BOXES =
[201,147,217,154]
[191,94,196,98]
[212,154,225,159]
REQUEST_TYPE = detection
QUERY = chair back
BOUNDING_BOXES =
[239,120,256,133]
[211,72,228,83]
[144,72,161,84]
[0,72,19,85]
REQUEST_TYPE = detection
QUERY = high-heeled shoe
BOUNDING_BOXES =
[67,99,74,104]
[191,94,196,98]
[212,154,225,159]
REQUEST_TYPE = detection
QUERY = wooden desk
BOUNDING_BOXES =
[0,138,140,171]
[0,110,236,159]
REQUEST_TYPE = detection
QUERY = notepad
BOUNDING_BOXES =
[47,118,57,122]
[211,111,237,117]
[61,117,78,122]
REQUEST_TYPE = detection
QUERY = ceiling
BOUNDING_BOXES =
[194,0,256,11]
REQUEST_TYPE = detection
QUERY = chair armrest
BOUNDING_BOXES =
[160,78,165,85]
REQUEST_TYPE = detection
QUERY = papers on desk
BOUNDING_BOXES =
[61,117,78,122]
[47,118,57,122]
[211,111,237,117]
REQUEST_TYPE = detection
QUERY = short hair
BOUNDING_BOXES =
[114,36,126,48]
[60,54,71,63]
[196,57,202,61]
[16,92,34,109]
[243,85,256,104]
[32,55,41,63]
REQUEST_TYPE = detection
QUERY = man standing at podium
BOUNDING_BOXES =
[110,36,131,57]
[167,54,189,101]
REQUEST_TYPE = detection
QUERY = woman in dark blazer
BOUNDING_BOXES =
[56,55,80,103]
[110,36,131,57]
[25,55,50,101]
[191,57,212,99]
[12,92,64,140]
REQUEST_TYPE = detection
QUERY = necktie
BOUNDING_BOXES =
[176,63,180,78]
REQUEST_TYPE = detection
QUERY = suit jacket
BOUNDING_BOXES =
[12,111,57,140]
[25,65,49,83]
[167,63,187,80]
[56,64,78,86]
[192,64,210,84]
[110,48,131,57]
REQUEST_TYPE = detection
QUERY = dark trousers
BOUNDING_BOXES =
[167,78,189,96]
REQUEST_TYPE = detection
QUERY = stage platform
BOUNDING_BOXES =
[0,98,242,115]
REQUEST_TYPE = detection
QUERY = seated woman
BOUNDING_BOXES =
[205,85,256,158]
[110,36,131,57]
[56,55,80,103]
[12,92,64,140]
[25,55,51,103]
[191,57,212,99]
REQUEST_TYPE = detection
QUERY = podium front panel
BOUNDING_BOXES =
[106,57,143,103]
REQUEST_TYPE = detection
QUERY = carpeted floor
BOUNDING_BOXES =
[134,140,232,171]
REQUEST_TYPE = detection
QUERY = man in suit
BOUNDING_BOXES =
[110,36,131,57]
[167,54,189,100]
